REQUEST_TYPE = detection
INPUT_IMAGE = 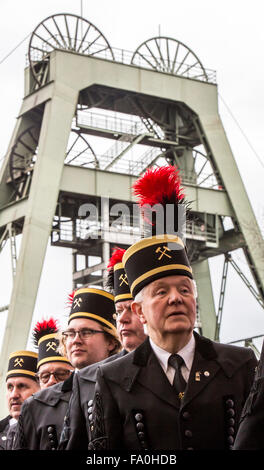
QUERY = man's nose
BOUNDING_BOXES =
[118,308,131,323]
[10,387,20,398]
[168,288,183,304]
[72,331,83,343]
[46,373,58,386]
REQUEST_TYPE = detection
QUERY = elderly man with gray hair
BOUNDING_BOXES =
[88,166,257,451]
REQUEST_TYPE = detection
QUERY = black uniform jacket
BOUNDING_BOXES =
[89,333,257,451]
[14,373,74,450]
[0,416,11,450]
[63,350,127,450]
[234,339,264,450]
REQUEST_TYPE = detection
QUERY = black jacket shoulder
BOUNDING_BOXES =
[98,335,257,382]
[78,350,128,383]
[0,416,10,433]
[211,339,257,377]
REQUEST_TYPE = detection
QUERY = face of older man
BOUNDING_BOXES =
[64,318,116,369]
[6,377,40,420]
[115,300,147,352]
[37,362,74,389]
[132,275,196,351]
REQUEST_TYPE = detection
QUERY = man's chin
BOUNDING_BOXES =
[72,358,89,370]
[165,323,193,336]
[122,338,137,352]
[10,408,20,420]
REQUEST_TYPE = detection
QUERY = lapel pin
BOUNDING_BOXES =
[195,371,201,381]
[204,371,210,377]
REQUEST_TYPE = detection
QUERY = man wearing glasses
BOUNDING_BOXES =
[14,289,120,450]
[33,317,74,389]
[62,248,148,449]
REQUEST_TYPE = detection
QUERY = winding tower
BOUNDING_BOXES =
[0,14,264,409]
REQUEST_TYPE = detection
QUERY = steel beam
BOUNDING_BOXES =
[0,87,78,416]
[192,259,217,339]
[60,165,234,217]
[0,198,27,230]
[199,114,264,296]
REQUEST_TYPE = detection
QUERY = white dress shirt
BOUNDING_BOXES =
[149,334,195,385]
[9,418,17,426]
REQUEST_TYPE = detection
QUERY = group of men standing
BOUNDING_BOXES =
[0,165,263,451]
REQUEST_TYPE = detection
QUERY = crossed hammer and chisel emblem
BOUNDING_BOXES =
[46,341,57,352]
[14,358,24,368]
[155,246,172,260]
[73,297,83,309]
[119,273,128,286]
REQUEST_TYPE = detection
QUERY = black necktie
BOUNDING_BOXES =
[168,354,186,396]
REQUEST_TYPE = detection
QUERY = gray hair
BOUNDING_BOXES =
[134,286,147,304]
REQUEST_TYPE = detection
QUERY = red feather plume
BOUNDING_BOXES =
[133,165,187,234]
[67,290,76,307]
[133,165,184,207]
[32,317,59,347]
[107,247,126,271]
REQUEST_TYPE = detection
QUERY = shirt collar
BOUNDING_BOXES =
[9,417,17,425]
[150,334,195,372]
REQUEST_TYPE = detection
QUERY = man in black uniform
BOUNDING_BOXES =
[63,247,148,449]
[14,288,121,450]
[12,317,74,450]
[0,350,39,450]
[32,317,74,389]
[89,166,257,451]
[107,247,147,354]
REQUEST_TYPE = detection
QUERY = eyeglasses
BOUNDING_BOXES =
[36,369,72,384]
[62,328,105,341]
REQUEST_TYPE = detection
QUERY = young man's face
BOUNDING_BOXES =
[133,275,196,346]
[65,318,116,369]
[6,376,40,419]
[116,300,147,352]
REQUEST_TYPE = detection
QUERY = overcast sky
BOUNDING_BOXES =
[0,0,264,353]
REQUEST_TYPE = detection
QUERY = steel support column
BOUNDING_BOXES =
[199,114,264,297]
[192,259,216,339]
[0,89,77,415]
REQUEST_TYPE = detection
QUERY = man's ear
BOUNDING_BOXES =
[107,337,118,353]
[131,301,146,325]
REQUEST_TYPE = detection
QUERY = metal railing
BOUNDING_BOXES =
[51,215,218,247]
[77,110,145,136]
[186,220,218,246]
[27,41,217,85]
